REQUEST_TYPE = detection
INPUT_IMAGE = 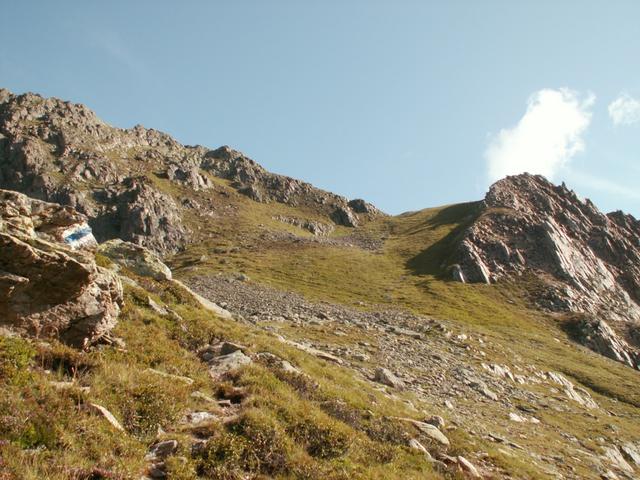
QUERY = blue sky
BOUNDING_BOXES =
[1,1,639,216]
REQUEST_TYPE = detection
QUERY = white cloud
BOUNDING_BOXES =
[486,88,595,181]
[608,93,640,126]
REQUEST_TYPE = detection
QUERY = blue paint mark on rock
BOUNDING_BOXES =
[62,224,96,249]
[64,226,93,244]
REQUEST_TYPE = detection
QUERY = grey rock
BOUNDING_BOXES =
[331,205,359,227]
[408,438,434,461]
[547,371,598,409]
[602,446,634,473]
[89,403,124,432]
[207,350,252,378]
[374,367,405,389]
[180,411,219,426]
[452,264,466,283]
[219,341,246,356]
[425,415,445,429]
[570,317,640,369]
[98,239,172,281]
[272,215,335,236]
[457,456,481,478]
[0,189,123,347]
[620,443,640,466]
[399,418,450,446]
[147,297,168,316]
[145,440,178,461]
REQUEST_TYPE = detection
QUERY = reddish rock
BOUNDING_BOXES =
[456,174,640,368]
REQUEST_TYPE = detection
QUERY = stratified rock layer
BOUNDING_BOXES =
[455,174,640,368]
[0,189,123,346]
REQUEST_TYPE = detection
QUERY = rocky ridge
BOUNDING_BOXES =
[0,88,382,254]
[454,174,640,369]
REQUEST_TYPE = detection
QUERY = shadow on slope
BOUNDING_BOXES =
[403,201,482,278]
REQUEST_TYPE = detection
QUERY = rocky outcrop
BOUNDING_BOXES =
[92,177,187,254]
[202,146,382,227]
[455,174,640,368]
[0,189,123,346]
[568,315,640,369]
[97,239,172,281]
[272,215,335,236]
[0,88,382,254]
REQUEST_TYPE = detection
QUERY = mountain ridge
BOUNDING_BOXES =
[2,87,640,479]
[0,87,382,254]
[454,173,640,370]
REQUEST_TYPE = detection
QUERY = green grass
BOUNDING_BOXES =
[167,196,640,479]
[0,276,449,479]
[4,151,640,478]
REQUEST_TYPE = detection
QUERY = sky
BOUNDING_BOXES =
[1,1,639,216]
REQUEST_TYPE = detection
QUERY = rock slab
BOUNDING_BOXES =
[0,189,123,346]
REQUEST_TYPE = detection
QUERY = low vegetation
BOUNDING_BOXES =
[0,275,447,479]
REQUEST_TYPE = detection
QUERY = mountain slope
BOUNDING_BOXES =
[454,174,640,369]
[1,88,640,480]
[0,88,381,254]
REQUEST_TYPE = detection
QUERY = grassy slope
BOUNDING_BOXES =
[171,181,640,408]
[3,172,640,478]
[0,273,441,479]
[168,184,640,478]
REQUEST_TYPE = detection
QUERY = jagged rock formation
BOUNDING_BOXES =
[202,146,382,227]
[0,88,382,254]
[455,173,640,368]
[567,315,640,370]
[0,189,123,346]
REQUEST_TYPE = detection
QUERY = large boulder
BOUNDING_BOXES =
[0,189,123,347]
[98,238,172,281]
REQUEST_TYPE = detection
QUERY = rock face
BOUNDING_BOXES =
[455,174,640,368]
[272,215,335,236]
[0,88,382,254]
[98,239,172,281]
[202,146,383,227]
[0,189,123,346]
[568,316,640,370]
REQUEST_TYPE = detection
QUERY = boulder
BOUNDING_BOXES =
[398,418,450,446]
[145,440,179,461]
[348,198,379,215]
[206,349,252,379]
[331,206,359,227]
[457,456,481,478]
[0,189,123,347]
[374,367,405,389]
[98,239,172,281]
